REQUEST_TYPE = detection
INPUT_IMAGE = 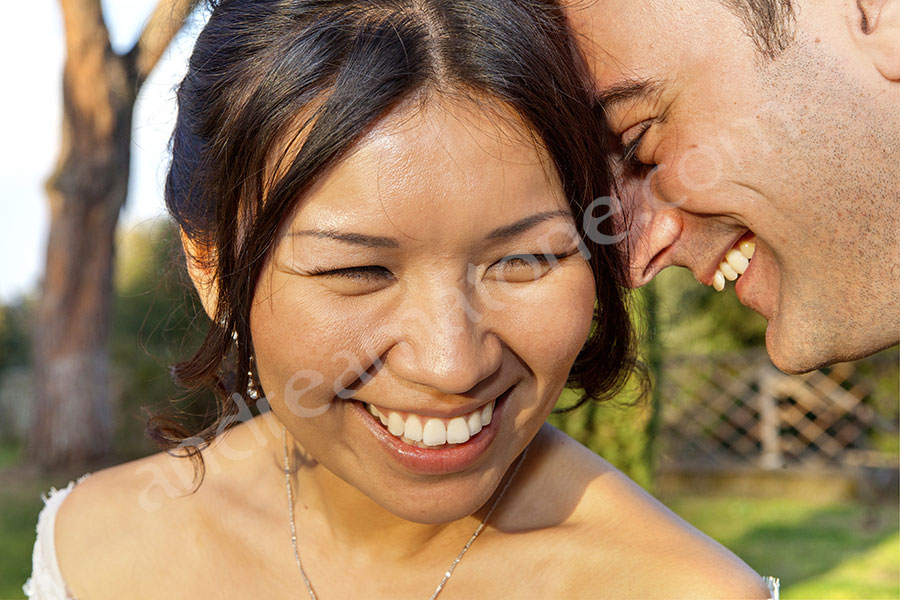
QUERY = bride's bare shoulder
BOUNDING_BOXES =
[530,426,771,599]
[54,415,286,598]
[53,449,207,598]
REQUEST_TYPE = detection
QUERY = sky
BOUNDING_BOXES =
[0,1,207,302]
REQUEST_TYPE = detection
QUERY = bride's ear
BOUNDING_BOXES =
[180,230,220,322]
[850,0,900,80]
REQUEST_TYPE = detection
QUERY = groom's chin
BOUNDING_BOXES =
[765,326,826,375]
[763,315,877,376]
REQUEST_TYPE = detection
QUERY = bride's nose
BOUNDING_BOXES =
[386,282,503,394]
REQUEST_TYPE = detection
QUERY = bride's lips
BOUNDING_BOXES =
[351,389,510,476]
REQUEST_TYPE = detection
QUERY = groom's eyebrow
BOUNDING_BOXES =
[595,77,664,115]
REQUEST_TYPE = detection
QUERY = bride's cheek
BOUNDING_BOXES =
[493,267,596,367]
[546,274,596,361]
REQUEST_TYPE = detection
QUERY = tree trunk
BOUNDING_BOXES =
[28,0,199,469]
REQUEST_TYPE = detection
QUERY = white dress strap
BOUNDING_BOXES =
[764,575,780,600]
[22,474,90,600]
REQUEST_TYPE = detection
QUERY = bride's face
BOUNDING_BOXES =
[250,98,596,523]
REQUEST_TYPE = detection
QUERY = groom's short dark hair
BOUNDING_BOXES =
[722,0,796,58]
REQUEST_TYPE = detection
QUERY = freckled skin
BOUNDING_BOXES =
[251,97,596,525]
[566,0,900,372]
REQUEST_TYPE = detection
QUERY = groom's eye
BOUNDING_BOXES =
[621,120,653,168]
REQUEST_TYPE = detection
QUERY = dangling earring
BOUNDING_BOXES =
[225,320,261,401]
[247,354,260,401]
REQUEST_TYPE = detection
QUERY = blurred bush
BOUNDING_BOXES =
[0,298,33,372]
[109,219,211,460]
[0,299,34,441]
[651,267,769,354]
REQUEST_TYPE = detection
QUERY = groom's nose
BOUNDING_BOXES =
[621,181,683,288]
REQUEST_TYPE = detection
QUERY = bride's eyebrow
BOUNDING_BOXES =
[289,229,400,248]
[289,210,573,248]
[485,210,572,240]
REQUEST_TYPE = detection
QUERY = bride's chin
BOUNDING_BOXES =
[354,470,502,525]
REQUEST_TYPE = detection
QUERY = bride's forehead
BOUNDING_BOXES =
[287,104,561,222]
[334,100,556,183]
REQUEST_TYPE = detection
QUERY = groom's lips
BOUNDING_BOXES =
[734,239,776,320]
[700,229,751,286]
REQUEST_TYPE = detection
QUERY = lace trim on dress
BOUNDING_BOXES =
[22,474,91,600]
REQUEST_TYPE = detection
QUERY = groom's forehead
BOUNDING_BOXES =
[561,0,733,92]
[563,0,671,85]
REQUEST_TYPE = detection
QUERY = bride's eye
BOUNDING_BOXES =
[308,265,394,294]
[310,265,392,280]
[490,251,576,283]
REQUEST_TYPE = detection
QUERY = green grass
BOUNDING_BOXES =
[0,465,88,600]
[0,478,49,599]
[0,442,21,470]
[664,495,900,599]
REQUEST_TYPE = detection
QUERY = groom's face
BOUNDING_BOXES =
[566,0,900,373]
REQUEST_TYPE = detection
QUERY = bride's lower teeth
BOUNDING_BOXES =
[365,400,495,448]
[713,239,755,292]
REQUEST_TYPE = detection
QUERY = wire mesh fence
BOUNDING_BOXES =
[658,349,899,471]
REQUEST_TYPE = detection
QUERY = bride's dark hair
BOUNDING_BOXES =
[152,0,637,481]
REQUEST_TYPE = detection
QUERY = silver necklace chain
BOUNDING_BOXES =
[282,426,528,599]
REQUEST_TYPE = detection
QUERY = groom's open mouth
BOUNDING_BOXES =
[710,232,756,292]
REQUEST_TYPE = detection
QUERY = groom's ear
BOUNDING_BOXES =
[850,0,900,80]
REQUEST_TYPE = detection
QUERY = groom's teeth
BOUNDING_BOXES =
[725,249,749,274]
[719,261,739,281]
[365,400,496,447]
[739,240,756,259]
[713,269,726,292]
[712,237,757,292]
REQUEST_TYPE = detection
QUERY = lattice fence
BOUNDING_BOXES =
[658,350,899,470]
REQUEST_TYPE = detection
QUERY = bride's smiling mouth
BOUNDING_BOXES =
[363,396,497,447]
[350,388,514,475]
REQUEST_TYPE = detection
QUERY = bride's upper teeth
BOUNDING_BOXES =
[365,400,494,447]
[712,237,756,291]
[387,412,405,437]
